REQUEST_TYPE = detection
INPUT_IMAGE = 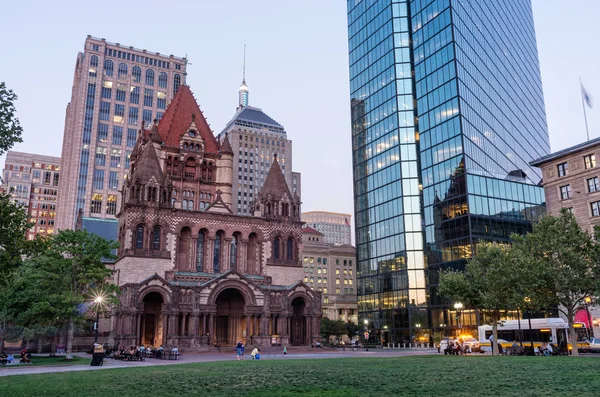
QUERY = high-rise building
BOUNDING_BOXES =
[218,76,299,215]
[1,151,61,239]
[302,211,352,245]
[348,0,549,343]
[56,35,186,235]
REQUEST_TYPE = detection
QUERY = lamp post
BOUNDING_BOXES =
[517,307,523,347]
[524,297,534,355]
[454,302,463,336]
[93,296,104,344]
[363,319,369,352]
[584,297,594,338]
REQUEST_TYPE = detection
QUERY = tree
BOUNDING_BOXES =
[0,192,40,351]
[320,318,346,343]
[9,230,118,359]
[511,210,600,356]
[438,242,524,356]
[345,321,361,340]
[0,82,24,157]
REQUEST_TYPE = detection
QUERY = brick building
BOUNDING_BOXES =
[301,227,357,324]
[1,151,61,239]
[110,85,320,349]
[531,137,600,336]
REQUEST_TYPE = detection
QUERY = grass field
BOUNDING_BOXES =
[3,356,600,396]
[2,355,90,367]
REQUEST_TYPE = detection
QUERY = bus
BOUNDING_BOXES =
[478,318,590,353]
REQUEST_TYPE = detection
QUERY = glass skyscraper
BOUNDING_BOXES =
[348,0,549,344]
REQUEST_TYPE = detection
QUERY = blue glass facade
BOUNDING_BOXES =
[348,0,549,343]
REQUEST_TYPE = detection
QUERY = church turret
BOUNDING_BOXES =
[254,154,300,221]
[216,133,234,208]
[123,128,171,209]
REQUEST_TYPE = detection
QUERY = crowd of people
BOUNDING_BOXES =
[109,344,177,360]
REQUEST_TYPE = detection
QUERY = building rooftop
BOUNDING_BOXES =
[530,136,600,167]
[222,106,285,134]
[302,227,323,235]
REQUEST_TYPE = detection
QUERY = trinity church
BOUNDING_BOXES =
[110,85,321,349]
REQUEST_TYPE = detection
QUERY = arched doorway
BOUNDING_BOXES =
[290,297,307,346]
[215,288,246,346]
[140,292,164,347]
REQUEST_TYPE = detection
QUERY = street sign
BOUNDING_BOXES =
[364,332,369,340]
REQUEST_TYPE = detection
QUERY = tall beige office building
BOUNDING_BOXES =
[302,211,352,245]
[218,77,300,215]
[2,151,61,240]
[56,36,186,234]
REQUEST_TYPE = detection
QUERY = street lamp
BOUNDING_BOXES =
[363,319,369,351]
[524,297,534,354]
[93,295,105,344]
[584,297,594,338]
[454,302,463,334]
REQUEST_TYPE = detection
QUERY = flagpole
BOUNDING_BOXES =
[581,77,591,141]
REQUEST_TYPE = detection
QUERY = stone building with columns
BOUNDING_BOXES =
[110,85,320,349]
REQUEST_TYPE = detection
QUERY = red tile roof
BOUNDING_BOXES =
[157,85,220,154]
[302,227,323,235]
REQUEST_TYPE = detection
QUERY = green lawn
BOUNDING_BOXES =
[3,356,600,396]
[2,355,90,367]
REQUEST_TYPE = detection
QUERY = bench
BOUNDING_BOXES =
[166,352,182,360]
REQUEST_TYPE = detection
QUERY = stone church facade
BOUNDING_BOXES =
[110,86,321,349]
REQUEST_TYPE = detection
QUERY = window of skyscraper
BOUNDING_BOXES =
[118,63,128,80]
[91,194,103,214]
[99,102,110,121]
[128,107,138,125]
[103,60,113,77]
[145,69,155,86]
[130,86,140,104]
[158,72,167,88]
[132,66,142,83]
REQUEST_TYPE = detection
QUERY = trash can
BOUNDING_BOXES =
[91,352,104,366]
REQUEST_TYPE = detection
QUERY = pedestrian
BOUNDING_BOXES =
[488,334,494,355]
[283,346,287,356]
[251,347,260,359]
[235,341,243,360]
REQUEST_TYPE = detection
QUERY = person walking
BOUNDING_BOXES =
[283,346,287,356]
[235,341,243,360]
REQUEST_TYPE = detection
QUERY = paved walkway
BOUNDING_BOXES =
[0,349,438,377]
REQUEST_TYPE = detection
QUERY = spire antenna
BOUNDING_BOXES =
[243,44,246,83]
[238,44,249,108]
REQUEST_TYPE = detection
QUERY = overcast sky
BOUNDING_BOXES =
[1,0,598,221]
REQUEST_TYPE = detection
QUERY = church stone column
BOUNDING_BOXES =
[206,238,215,273]
[208,314,214,344]
[223,238,232,272]
[239,240,248,273]
[190,237,198,272]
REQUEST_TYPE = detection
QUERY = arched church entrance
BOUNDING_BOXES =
[290,297,307,346]
[140,292,164,347]
[215,288,246,346]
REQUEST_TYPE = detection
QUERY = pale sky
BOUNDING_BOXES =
[0,0,598,222]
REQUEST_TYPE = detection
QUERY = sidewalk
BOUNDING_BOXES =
[0,349,438,377]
